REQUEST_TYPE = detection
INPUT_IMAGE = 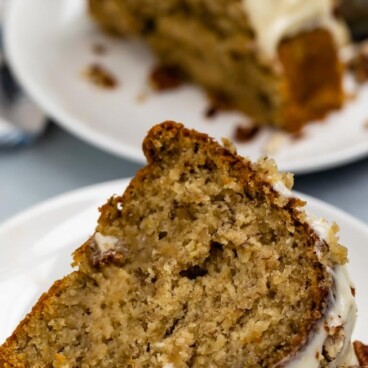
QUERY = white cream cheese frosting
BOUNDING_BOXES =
[242,0,347,59]
[285,266,358,368]
[271,180,358,367]
[94,232,119,253]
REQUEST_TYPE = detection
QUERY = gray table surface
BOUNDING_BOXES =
[1,123,368,224]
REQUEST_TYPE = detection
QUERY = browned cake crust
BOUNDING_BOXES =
[0,122,347,367]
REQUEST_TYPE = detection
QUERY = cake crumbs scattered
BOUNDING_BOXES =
[364,119,368,129]
[92,43,108,55]
[347,41,368,84]
[82,63,118,89]
[262,132,286,155]
[207,91,235,111]
[136,90,150,103]
[150,64,185,91]
[205,106,219,119]
[234,124,260,143]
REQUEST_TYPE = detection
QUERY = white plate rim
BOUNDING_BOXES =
[4,1,145,163]
[4,0,368,175]
[0,179,129,233]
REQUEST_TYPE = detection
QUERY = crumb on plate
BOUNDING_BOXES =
[92,43,108,55]
[150,64,185,91]
[234,124,260,143]
[82,63,118,89]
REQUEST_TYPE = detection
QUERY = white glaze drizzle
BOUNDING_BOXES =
[271,181,358,367]
[273,180,293,198]
[94,232,119,253]
[242,0,348,59]
[285,266,358,368]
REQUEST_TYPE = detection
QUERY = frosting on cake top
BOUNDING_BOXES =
[243,0,347,58]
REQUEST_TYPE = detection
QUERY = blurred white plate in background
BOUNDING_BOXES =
[0,179,367,345]
[5,0,368,174]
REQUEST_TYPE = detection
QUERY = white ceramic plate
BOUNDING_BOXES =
[0,179,367,346]
[5,0,368,174]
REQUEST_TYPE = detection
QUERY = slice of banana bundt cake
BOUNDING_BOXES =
[89,1,347,131]
[0,122,358,367]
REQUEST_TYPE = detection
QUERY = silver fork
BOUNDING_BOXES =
[0,115,43,147]
[0,0,47,148]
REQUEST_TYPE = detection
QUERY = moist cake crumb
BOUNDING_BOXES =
[82,63,118,89]
[204,105,219,119]
[92,43,108,55]
[347,41,368,84]
[234,124,260,143]
[136,90,150,103]
[0,122,357,368]
[150,64,185,91]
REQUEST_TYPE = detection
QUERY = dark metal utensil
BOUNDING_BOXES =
[337,0,368,41]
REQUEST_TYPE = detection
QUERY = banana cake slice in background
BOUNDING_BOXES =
[89,0,348,131]
[0,122,359,367]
